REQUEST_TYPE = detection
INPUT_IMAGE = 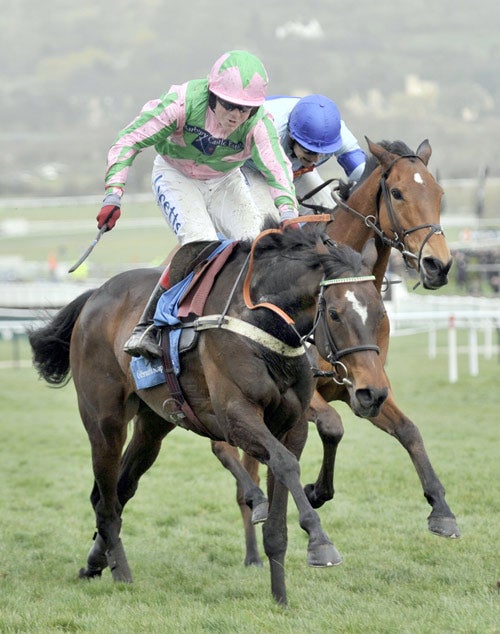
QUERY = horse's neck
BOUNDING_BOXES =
[372,246,391,293]
[330,172,380,247]
[329,170,390,290]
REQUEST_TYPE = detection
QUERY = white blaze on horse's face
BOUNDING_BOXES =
[345,290,368,325]
[414,172,424,185]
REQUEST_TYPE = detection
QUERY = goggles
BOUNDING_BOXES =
[216,97,253,114]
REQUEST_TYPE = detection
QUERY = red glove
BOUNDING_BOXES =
[96,205,121,231]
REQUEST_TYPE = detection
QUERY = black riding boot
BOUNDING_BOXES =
[123,282,165,359]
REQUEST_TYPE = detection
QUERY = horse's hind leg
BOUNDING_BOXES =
[78,394,133,582]
[81,408,176,576]
[211,441,268,566]
[303,391,344,509]
[370,395,460,538]
[117,408,176,506]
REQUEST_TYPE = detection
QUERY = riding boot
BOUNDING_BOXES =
[123,281,165,359]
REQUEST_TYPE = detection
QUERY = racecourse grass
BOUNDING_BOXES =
[0,333,498,633]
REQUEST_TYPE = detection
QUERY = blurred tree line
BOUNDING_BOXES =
[1,0,499,196]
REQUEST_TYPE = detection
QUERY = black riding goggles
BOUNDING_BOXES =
[216,97,253,114]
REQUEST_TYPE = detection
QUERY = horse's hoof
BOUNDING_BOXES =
[78,567,102,579]
[252,501,269,524]
[244,555,264,567]
[107,540,133,582]
[304,483,327,509]
[428,516,461,538]
[307,543,342,567]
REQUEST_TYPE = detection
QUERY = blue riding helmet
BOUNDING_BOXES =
[288,94,342,153]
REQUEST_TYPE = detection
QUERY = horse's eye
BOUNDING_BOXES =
[391,188,403,200]
[328,308,340,322]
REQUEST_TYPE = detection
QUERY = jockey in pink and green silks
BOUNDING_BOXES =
[95,50,300,360]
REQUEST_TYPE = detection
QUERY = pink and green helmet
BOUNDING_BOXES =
[208,50,269,107]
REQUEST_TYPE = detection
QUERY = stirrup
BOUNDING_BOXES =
[124,323,161,359]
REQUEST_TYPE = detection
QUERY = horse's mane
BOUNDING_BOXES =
[339,139,415,200]
[245,217,363,288]
[236,218,364,345]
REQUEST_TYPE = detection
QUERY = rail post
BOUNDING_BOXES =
[448,314,458,383]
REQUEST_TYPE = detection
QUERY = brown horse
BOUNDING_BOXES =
[212,138,459,567]
[29,222,389,605]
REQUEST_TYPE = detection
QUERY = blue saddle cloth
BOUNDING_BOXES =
[130,355,166,390]
[130,239,234,388]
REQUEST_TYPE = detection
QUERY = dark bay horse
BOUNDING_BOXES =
[29,223,389,605]
[212,138,459,567]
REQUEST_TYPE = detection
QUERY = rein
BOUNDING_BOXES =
[242,214,331,324]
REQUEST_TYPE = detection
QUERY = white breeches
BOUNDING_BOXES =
[152,156,280,245]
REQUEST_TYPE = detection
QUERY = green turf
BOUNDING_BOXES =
[0,331,498,632]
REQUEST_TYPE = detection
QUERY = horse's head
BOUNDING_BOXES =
[313,238,388,418]
[366,138,452,289]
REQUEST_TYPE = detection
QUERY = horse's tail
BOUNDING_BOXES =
[28,289,96,386]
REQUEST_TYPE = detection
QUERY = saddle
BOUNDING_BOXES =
[130,239,238,424]
[166,240,223,353]
[169,240,222,286]
[155,239,238,362]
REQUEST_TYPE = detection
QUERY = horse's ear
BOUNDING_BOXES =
[360,238,378,273]
[365,136,393,171]
[415,139,432,166]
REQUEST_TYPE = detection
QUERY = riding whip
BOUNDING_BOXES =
[68,223,108,273]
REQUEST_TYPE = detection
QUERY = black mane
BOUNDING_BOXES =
[248,218,363,292]
[239,219,364,345]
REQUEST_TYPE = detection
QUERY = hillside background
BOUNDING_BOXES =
[1,0,499,197]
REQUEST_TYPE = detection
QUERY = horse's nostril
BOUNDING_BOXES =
[355,387,388,409]
[421,256,452,283]
[422,256,439,274]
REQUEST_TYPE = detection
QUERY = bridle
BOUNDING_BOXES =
[298,274,380,386]
[299,154,444,272]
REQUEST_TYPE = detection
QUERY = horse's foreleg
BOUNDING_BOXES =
[211,440,267,566]
[304,391,344,509]
[370,395,460,538]
[262,471,289,605]
[262,421,342,605]
[78,531,107,578]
